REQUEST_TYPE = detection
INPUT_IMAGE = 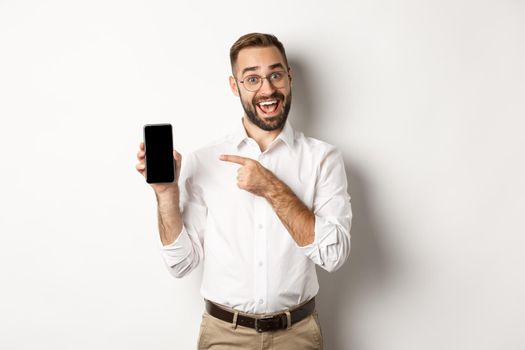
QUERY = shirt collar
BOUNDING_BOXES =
[277,120,295,149]
[230,118,295,150]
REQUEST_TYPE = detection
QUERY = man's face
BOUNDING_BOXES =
[229,46,292,131]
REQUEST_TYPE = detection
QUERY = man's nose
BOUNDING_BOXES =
[258,77,276,94]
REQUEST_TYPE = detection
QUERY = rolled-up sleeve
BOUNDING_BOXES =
[299,146,352,272]
[159,153,207,278]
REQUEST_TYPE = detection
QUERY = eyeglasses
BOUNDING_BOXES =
[237,70,290,92]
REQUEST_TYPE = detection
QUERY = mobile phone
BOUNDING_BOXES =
[143,123,175,183]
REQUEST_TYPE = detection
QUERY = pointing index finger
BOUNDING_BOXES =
[219,154,249,165]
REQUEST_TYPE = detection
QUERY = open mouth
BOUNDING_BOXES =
[256,99,281,116]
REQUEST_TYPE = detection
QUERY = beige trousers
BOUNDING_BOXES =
[197,309,324,350]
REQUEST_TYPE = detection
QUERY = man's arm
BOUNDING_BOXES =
[219,154,314,246]
[220,147,351,272]
[155,187,183,246]
[136,142,183,245]
[136,144,205,278]
[263,177,315,247]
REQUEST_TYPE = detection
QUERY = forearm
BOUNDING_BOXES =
[155,187,183,246]
[264,178,315,247]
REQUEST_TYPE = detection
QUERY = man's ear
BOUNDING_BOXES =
[229,76,240,97]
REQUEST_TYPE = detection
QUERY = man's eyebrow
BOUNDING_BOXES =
[240,63,285,76]
[241,66,260,75]
[269,63,285,70]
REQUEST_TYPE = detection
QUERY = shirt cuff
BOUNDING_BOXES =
[297,215,338,266]
[159,226,193,267]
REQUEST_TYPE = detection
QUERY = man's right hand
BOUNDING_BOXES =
[136,142,184,245]
[135,142,182,194]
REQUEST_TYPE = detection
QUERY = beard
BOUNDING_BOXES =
[240,90,292,131]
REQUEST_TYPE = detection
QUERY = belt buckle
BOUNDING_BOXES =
[255,314,288,333]
[255,316,274,333]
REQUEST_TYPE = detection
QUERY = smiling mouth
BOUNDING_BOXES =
[256,99,281,115]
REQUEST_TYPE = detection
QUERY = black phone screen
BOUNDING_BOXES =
[143,124,175,183]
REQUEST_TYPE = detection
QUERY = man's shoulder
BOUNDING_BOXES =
[295,131,340,156]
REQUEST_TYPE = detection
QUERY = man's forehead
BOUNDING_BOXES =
[235,46,286,74]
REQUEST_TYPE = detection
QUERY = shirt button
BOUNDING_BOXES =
[258,299,264,305]
[258,261,263,267]
[258,224,263,230]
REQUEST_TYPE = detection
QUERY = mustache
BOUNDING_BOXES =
[253,92,285,104]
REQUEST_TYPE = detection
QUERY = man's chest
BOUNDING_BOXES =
[195,148,319,212]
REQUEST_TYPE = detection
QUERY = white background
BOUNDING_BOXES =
[1,1,524,349]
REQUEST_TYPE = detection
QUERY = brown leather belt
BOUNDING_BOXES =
[205,298,315,333]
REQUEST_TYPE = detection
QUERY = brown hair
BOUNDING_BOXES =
[230,33,289,74]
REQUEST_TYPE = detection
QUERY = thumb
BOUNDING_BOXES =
[173,150,182,161]
[173,150,182,181]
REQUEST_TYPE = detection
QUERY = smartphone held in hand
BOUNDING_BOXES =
[143,124,175,183]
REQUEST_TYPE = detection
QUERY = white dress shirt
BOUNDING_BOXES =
[160,120,352,314]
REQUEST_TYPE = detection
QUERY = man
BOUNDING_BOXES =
[136,33,352,350]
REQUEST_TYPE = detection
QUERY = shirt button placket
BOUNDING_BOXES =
[253,196,268,313]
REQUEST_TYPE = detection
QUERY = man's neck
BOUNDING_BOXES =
[242,116,282,152]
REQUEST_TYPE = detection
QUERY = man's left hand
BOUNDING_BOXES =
[219,154,277,197]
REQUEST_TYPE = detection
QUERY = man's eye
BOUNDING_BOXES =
[245,76,260,85]
[270,72,283,81]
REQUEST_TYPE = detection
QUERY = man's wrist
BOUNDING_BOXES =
[155,185,180,205]
[264,176,287,203]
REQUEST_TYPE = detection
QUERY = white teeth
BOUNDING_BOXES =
[259,100,277,106]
